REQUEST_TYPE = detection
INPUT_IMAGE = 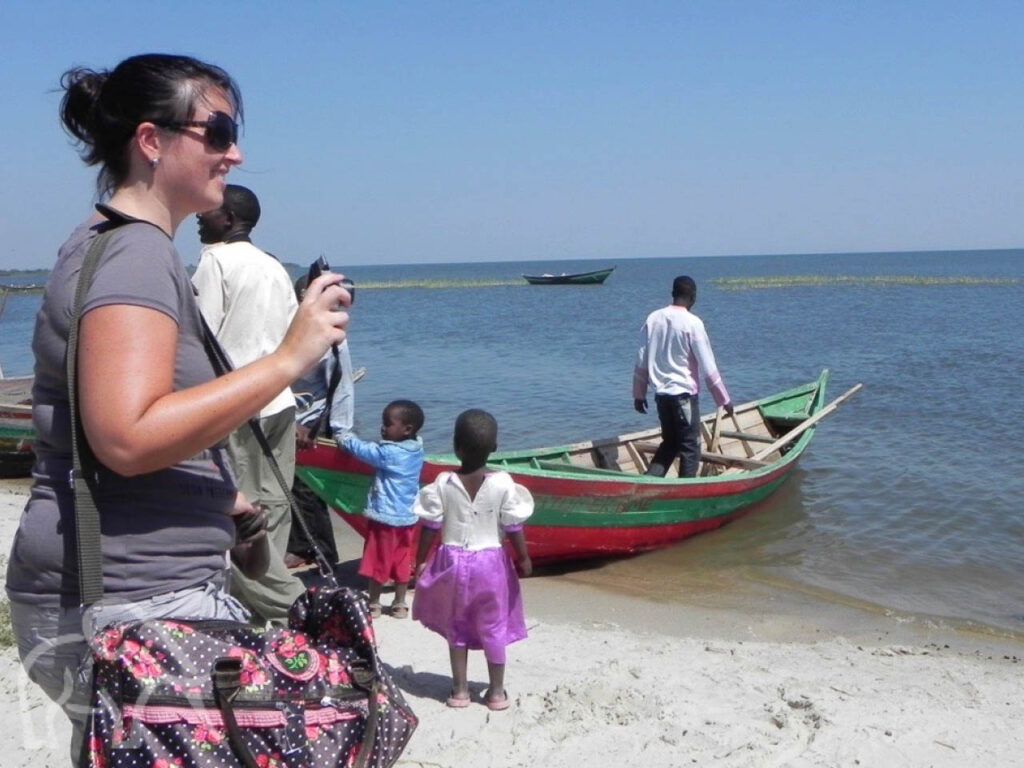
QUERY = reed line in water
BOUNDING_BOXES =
[350,278,523,289]
[713,275,1019,290]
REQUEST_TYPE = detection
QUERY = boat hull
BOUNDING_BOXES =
[522,267,615,285]
[308,459,794,563]
[295,372,827,564]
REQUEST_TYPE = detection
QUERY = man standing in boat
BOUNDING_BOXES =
[633,275,734,477]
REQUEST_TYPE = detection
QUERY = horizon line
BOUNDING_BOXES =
[2,245,1022,275]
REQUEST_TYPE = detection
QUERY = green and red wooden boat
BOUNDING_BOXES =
[295,370,860,564]
[0,367,372,479]
[0,375,34,478]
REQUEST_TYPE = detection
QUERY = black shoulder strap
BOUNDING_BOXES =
[69,228,118,605]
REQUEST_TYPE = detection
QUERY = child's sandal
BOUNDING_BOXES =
[368,602,382,619]
[390,602,409,619]
[446,691,471,708]
[483,689,511,711]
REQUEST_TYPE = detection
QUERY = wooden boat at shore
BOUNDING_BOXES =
[0,375,34,478]
[522,266,615,285]
[296,370,861,565]
[0,367,370,479]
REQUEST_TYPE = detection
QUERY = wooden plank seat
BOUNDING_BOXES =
[533,460,633,477]
[716,429,776,444]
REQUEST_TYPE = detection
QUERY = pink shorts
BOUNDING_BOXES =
[357,520,416,585]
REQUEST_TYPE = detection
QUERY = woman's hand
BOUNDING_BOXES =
[230,491,267,543]
[230,491,270,578]
[277,272,351,379]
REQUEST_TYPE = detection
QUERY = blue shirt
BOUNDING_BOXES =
[341,435,424,527]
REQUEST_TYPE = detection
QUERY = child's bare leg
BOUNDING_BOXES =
[367,579,383,616]
[393,582,408,604]
[389,582,410,618]
[449,645,470,698]
[367,579,383,603]
[486,661,506,703]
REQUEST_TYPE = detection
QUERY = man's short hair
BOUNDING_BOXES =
[672,275,697,305]
[222,184,261,228]
[386,399,425,435]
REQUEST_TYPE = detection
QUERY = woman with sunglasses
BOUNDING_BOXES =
[5,53,350,762]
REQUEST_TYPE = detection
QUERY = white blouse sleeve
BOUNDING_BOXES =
[499,482,534,528]
[414,475,446,527]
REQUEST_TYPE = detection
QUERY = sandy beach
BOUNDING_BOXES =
[1,476,1022,768]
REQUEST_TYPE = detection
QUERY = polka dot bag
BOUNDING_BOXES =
[82,585,417,768]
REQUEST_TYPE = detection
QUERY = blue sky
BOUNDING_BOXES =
[2,1,1022,270]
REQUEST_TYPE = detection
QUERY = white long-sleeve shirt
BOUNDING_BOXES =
[632,305,731,407]
[192,240,298,418]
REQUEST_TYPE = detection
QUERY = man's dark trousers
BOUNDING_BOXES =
[646,392,701,478]
[287,476,340,565]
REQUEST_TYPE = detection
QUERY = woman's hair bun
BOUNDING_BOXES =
[59,67,109,152]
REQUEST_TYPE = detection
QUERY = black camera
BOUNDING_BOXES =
[307,256,355,304]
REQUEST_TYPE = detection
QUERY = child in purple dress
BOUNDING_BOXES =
[412,409,533,711]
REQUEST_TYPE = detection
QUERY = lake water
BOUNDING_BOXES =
[3,250,1022,633]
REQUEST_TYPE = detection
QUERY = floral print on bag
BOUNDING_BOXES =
[120,639,164,684]
[191,724,226,751]
[227,646,270,689]
[267,631,321,681]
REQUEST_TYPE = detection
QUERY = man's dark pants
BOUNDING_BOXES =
[287,476,340,565]
[646,392,701,478]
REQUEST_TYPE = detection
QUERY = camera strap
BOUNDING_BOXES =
[196,314,339,585]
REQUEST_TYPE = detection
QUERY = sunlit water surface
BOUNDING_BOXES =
[3,249,1022,630]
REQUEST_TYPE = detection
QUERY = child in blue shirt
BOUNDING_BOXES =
[341,399,425,618]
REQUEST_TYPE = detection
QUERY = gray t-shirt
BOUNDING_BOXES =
[6,207,237,607]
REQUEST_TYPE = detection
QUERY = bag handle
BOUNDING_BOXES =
[214,655,379,768]
[212,658,263,768]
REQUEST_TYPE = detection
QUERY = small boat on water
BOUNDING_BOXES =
[0,375,34,478]
[522,266,615,285]
[296,370,861,565]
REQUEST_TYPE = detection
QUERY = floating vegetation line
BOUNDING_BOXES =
[355,278,522,289]
[713,275,1019,291]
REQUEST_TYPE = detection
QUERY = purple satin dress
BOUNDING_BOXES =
[412,543,526,664]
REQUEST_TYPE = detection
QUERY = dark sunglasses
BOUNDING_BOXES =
[154,111,239,151]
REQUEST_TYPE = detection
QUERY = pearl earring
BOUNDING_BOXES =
[150,157,160,168]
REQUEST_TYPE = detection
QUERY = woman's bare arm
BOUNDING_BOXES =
[78,273,349,476]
